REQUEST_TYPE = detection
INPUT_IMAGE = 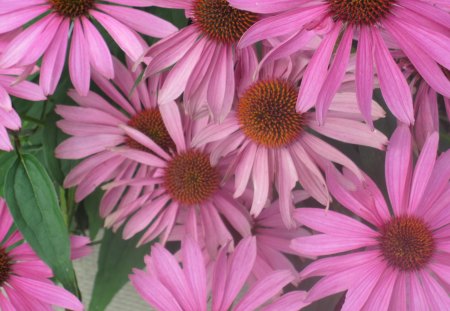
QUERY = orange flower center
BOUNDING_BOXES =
[164,150,220,205]
[193,0,258,43]
[0,248,11,286]
[49,0,95,18]
[126,109,175,153]
[237,80,305,148]
[328,0,395,25]
[380,217,434,271]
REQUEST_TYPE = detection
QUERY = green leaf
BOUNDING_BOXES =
[82,189,104,240]
[89,229,151,311]
[4,154,80,295]
[42,112,66,185]
[0,152,18,197]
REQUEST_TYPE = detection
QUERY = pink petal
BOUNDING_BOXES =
[69,19,91,96]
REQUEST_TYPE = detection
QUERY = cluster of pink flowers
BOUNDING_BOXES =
[0,0,449,310]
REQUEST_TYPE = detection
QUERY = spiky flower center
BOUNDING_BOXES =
[380,217,434,271]
[126,109,175,153]
[237,80,305,148]
[164,150,220,205]
[193,0,258,43]
[0,248,11,286]
[49,0,95,18]
[328,0,395,25]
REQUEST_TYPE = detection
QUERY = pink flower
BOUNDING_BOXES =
[230,0,450,126]
[291,126,450,309]
[141,0,260,121]
[0,198,85,310]
[0,0,177,95]
[130,236,309,311]
[193,54,388,228]
[55,58,174,203]
[101,102,252,255]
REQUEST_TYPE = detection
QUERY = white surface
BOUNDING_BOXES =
[74,245,150,311]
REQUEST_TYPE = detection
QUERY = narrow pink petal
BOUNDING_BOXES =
[151,244,198,310]
[229,0,310,13]
[276,149,298,228]
[220,237,257,311]
[408,132,439,213]
[251,147,269,216]
[159,101,186,152]
[385,125,412,216]
[82,17,114,79]
[294,208,378,238]
[40,18,69,95]
[355,26,374,127]
[0,86,11,111]
[207,44,235,121]
[418,270,450,309]
[97,4,177,38]
[297,21,341,113]
[91,10,144,61]
[130,270,183,311]
[341,263,386,311]
[0,199,13,243]
[55,135,124,159]
[361,267,398,311]
[158,38,207,104]
[234,142,257,198]
[291,234,376,257]
[234,270,294,311]
[144,26,197,76]
[372,28,413,124]
[118,124,171,160]
[111,147,167,168]
[316,26,353,124]
[309,117,388,150]
[0,5,50,34]
[9,276,83,311]
[238,5,328,48]
[182,237,207,311]
[0,293,15,311]
[213,193,252,237]
[69,19,91,96]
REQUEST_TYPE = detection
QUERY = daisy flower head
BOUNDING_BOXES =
[56,57,175,204]
[0,0,177,96]
[141,0,260,121]
[291,126,450,309]
[102,102,252,255]
[193,53,388,228]
[130,236,310,311]
[0,198,89,310]
[230,0,450,127]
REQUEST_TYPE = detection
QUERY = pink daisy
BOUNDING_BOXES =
[291,126,450,309]
[0,198,88,310]
[56,58,175,204]
[0,0,177,95]
[130,236,309,311]
[230,0,450,126]
[193,54,388,227]
[101,102,252,254]
[141,0,260,121]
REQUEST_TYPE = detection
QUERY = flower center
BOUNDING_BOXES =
[164,150,220,205]
[328,0,395,25]
[193,0,258,43]
[379,217,434,271]
[49,0,95,18]
[126,109,175,153]
[0,248,11,286]
[237,80,305,148]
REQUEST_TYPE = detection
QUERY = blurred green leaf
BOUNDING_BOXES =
[89,229,151,311]
[82,189,105,240]
[0,152,18,197]
[4,154,80,296]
